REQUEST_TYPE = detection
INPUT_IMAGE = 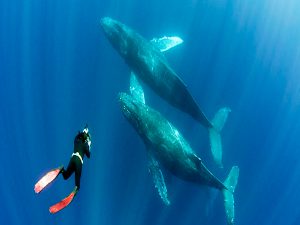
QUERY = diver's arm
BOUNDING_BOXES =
[85,143,91,158]
[86,150,91,158]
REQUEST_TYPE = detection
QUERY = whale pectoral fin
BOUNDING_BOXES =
[191,154,202,170]
[150,36,183,52]
[130,72,145,104]
[222,166,239,225]
[209,107,231,168]
[148,152,170,205]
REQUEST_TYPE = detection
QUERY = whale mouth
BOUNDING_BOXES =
[100,17,123,38]
[118,92,139,120]
[100,17,114,38]
[100,17,113,32]
[119,92,132,109]
[100,17,130,57]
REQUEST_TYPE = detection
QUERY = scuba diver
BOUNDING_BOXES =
[34,126,91,214]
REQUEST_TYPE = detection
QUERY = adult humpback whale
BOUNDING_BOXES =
[118,90,239,225]
[100,17,230,167]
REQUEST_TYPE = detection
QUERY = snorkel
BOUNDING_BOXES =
[82,125,91,149]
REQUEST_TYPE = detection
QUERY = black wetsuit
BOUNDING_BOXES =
[61,132,91,190]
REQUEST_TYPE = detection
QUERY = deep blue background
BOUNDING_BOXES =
[1,0,300,224]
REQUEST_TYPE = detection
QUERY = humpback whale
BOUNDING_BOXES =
[118,87,239,225]
[100,17,230,167]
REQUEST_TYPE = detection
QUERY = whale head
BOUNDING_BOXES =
[100,17,131,57]
[118,92,144,130]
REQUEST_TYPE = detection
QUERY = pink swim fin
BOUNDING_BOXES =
[34,166,63,194]
[49,187,78,214]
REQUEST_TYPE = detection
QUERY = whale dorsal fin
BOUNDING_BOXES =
[130,72,145,104]
[147,151,170,205]
[151,36,183,52]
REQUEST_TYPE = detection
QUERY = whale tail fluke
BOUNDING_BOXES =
[222,166,239,225]
[208,107,231,168]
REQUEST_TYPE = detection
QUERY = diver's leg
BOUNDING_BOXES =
[61,158,75,180]
[74,160,82,190]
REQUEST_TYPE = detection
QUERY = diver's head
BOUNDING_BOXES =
[77,125,91,148]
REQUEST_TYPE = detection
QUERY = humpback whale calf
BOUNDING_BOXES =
[100,17,230,167]
[118,88,239,225]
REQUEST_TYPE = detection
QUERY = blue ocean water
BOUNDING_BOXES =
[1,0,300,224]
